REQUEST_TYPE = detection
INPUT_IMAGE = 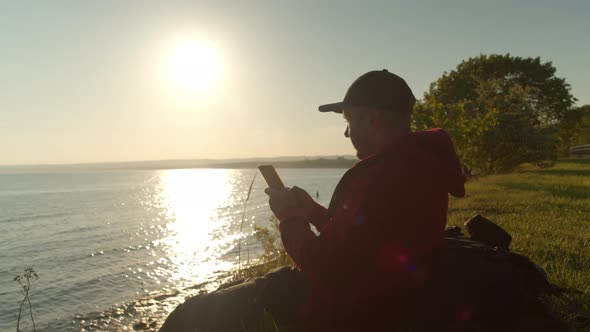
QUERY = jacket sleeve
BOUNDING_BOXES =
[307,201,329,232]
[279,211,386,281]
[278,174,413,279]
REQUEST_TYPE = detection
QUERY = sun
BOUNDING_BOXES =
[165,39,222,96]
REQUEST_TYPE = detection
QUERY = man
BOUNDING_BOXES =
[264,69,466,331]
[158,70,466,332]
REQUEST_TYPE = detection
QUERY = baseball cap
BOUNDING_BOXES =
[318,69,416,113]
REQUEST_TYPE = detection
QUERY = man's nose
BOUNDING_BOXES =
[344,125,349,138]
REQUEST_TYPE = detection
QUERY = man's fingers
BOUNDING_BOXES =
[290,186,307,197]
[265,186,300,219]
[265,187,290,196]
[290,186,303,194]
[290,186,311,200]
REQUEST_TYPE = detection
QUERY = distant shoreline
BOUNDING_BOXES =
[197,158,357,169]
[0,156,357,172]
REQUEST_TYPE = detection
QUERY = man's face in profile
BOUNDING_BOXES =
[343,107,375,159]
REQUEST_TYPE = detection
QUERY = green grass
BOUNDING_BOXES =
[231,217,292,284]
[447,158,590,327]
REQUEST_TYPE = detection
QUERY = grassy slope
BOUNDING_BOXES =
[446,158,590,325]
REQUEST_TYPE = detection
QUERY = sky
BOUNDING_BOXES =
[1,0,589,165]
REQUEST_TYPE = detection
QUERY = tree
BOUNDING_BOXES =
[557,105,590,152]
[575,105,590,145]
[414,54,577,174]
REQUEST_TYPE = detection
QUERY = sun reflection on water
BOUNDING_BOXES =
[156,169,241,284]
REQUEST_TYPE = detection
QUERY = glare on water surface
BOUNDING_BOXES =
[155,169,243,283]
[0,168,342,330]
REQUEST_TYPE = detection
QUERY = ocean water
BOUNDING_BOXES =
[0,168,346,331]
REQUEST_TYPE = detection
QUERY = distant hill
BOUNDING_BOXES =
[206,157,357,169]
[0,156,357,172]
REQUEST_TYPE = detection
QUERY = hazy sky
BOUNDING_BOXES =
[1,0,589,165]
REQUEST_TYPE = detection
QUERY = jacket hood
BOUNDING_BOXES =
[380,128,466,197]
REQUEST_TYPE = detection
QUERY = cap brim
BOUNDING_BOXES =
[318,102,344,113]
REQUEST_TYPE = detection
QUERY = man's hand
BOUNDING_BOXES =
[289,186,318,219]
[264,187,304,222]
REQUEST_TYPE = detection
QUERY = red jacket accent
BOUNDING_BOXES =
[278,129,466,330]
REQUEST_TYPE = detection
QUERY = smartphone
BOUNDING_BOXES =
[258,165,285,189]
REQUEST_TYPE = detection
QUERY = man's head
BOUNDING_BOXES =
[319,70,416,159]
[342,106,411,159]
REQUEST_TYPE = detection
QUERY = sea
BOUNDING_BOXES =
[0,168,346,331]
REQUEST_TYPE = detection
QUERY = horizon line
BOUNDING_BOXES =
[0,154,357,168]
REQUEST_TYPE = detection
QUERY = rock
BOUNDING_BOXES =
[133,321,148,330]
[153,290,179,301]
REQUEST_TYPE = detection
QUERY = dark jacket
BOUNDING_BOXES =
[278,128,466,330]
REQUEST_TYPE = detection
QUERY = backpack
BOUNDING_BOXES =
[398,214,569,331]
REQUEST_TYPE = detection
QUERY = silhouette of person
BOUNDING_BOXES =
[264,70,465,331]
